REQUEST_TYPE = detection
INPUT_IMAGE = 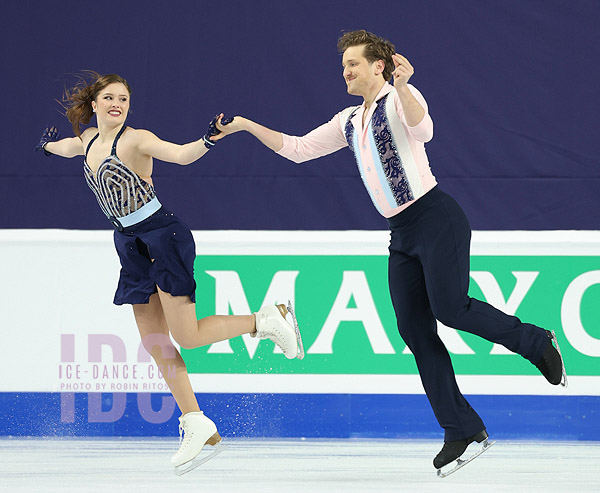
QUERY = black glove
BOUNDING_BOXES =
[202,115,233,149]
[36,126,61,156]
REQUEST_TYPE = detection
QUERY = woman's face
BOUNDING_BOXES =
[92,82,130,127]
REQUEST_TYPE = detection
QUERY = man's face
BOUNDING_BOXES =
[342,45,383,97]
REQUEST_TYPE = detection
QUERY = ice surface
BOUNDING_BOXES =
[1,438,598,492]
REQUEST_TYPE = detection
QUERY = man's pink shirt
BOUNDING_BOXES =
[277,82,437,218]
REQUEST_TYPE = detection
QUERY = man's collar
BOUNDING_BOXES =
[351,82,394,130]
[375,81,394,101]
[362,82,394,109]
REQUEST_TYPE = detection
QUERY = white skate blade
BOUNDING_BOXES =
[437,438,495,478]
[286,301,305,359]
[549,330,568,387]
[173,442,226,476]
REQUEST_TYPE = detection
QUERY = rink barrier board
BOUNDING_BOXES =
[1,230,599,438]
[2,230,600,393]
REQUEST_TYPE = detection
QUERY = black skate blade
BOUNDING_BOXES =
[437,438,495,478]
[173,443,226,476]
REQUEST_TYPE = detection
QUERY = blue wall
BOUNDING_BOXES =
[2,0,599,230]
[1,392,597,441]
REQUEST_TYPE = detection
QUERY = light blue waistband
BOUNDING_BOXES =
[117,197,162,227]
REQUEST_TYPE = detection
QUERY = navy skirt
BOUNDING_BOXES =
[112,207,196,305]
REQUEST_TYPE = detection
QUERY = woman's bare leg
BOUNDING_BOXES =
[132,293,200,414]
[156,286,255,349]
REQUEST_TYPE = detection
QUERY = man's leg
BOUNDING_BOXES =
[388,247,485,441]
[416,192,549,365]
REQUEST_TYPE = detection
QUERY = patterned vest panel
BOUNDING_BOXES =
[343,94,418,211]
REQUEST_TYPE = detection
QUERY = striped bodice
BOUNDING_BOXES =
[84,126,157,220]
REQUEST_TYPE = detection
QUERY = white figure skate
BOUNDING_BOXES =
[171,411,225,475]
[253,301,305,359]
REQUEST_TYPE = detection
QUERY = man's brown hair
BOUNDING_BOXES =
[337,30,396,81]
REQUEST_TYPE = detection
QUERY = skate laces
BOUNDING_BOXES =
[252,302,304,360]
[174,424,189,459]
[256,308,290,349]
[176,415,196,455]
[178,422,184,446]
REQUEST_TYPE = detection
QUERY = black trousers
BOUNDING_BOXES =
[387,186,548,441]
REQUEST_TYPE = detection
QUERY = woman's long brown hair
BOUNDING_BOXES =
[62,71,132,137]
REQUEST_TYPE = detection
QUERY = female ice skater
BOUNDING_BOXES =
[36,71,304,474]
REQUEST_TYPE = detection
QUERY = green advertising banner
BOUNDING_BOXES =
[186,255,600,378]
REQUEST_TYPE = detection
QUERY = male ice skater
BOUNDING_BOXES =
[216,30,567,475]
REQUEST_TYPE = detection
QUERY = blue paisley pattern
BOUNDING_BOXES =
[371,95,413,205]
[344,95,413,208]
[344,109,357,151]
